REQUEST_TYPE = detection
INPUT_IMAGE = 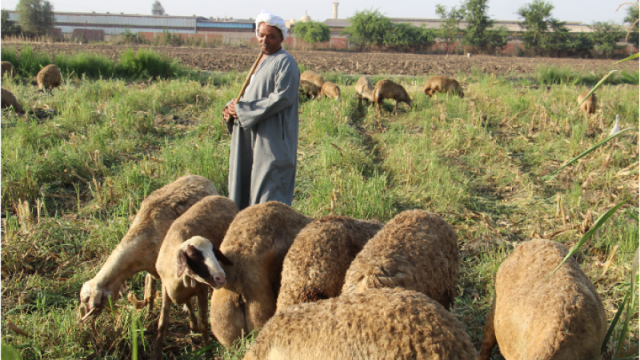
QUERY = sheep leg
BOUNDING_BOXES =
[185,297,198,331]
[196,285,210,346]
[144,274,157,318]
[478,299,497,360]
[153,286,172,360]
[393,100,398,115]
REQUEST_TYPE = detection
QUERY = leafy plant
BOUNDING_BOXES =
[590,21,626,58]
[436,4,463,55]
[15,0,54,37]
[291,21,331,49]
[342,9,393,51]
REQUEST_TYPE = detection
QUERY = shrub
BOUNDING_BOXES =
[115,48,181,79]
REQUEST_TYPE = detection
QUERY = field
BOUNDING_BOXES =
[1,44,639,360]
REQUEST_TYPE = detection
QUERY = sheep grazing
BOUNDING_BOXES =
[341,210,459,310]
[299,80,320,99]
[152,195,238,360]
[578,91,597,115]
[355,76,375,107]
[276,216,383,312]
[423,75,464,98]
[79,175,218,318]
[1,61,16,78]
[479,239,607,360]
[244,288,478,360]
[36,64,62,95]
[300,70,324,89]
[320,81,341,99]
[209,201,312,347]
[1,88,25,114]
[372,79,412,114]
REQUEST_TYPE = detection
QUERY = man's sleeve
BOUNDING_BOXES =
[235,58,299,130]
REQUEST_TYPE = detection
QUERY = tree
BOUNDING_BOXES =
[461,0,506,53]
[517,0,555,51]
[436,4,463,55]
[1,9,22,37]
[152,0,165,16]
[291,21,331,49]
[16,0,54,36]
[383,23,435,52]
[623,4,639,47]
[590,21,625,58]
[342,9,393,51]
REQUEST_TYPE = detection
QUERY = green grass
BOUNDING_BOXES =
[1,64,638,359]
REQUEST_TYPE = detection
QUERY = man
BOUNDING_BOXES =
[222,10,300,211]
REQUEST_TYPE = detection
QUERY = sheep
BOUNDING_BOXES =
[79,175,218,319]
[341,209,459,310]
[372,79,412,114]
[578,91,597,115]
[479,239,607,360]
[1,61,16,78]
[152,195,238,360]
[1,88,25,114]
[422,75,464,98]
[276,216,383,312]
[299,80,320,99]
[209,201,312,347]
[36,64,62,95]
[244,288,478,360]
[320,81,340,99]
[300,70,324,89]
[355,76,375,108]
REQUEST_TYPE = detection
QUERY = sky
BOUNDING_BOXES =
[1,0,633,25]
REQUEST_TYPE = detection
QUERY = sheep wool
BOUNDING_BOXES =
[342,209,459,310]
[479,239,607,360]
[245,288,478,360]
[577,91,596,115]
[1,61,16,78]
[276,216,383,312]
[209,201,313,347]
[300,70,324,89]
[36,64,62,94]
[1,88,25,114]
[422,75,464,98]
[355,76,375,106]
[320,81,340,99]
[372,79,412,114]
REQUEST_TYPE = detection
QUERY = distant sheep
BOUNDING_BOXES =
[372,79,412,114]
[245,288,478,360]
[300,70,324,89]
[320,81,340,99]
[209,201,312,347]
[152,195,237,360]
[1,61,16,78]
[355,76,375,107]
[479,239,607,360]
[423,76,464,98]
[79,175,218,318]
[1,88,25,114]
[299,80,320,99]
[276,216,383,312]
[36,64,62,95]
[342,210,459,310]
[578,91,596,115]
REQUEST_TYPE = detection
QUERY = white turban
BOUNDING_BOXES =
[255,10,288,40]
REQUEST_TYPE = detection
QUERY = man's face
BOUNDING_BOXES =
[258,22,284,55]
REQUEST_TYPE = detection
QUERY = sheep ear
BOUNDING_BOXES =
[213,247,233,266]
[177,250,187,278]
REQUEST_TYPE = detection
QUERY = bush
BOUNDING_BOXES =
[55,52,116,78]
[115,48,181,79]
[1,45,52,77]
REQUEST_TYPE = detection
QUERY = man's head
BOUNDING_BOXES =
[257,22,284,55]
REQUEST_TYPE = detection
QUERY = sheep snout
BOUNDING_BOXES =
[178,240,227,289]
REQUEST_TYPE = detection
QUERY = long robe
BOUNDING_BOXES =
[226,49,300,211]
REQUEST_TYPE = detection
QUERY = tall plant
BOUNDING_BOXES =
[342,9,393,51]
[436,4,463,55]
[15,0,54,37]
[291,21,331,49]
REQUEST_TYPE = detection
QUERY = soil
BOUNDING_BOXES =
[5,42,638,76]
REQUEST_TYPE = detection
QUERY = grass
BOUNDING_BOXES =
[1,62,638,359]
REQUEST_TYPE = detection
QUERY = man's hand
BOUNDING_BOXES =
[222,99,237,123]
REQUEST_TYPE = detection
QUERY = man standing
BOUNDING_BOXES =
[223,10,300,211]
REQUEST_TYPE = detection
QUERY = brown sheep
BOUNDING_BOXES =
[1,88,25,114]
[479,239,607,360]
[372,79,412,114]
[36,64,62,95]
[299,80,320,99]
[300,70,324,89]
[578,91,596,115]
[1,61,16,78]
[244,288,478,360]
[276,216,383,312]
[320,81,340,99]
[341,210,459,310]
[355,76,375,107]
[209,201,312,347]
[423,75,464,98]
[79,175,218,318]
[152,195,238,360]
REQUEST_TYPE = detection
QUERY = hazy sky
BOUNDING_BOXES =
[1,0,632,25]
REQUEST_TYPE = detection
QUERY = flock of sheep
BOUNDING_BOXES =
[1,60,62,114]
[78,175,607,360]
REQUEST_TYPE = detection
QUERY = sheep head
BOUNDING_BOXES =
[177,236,232,290]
